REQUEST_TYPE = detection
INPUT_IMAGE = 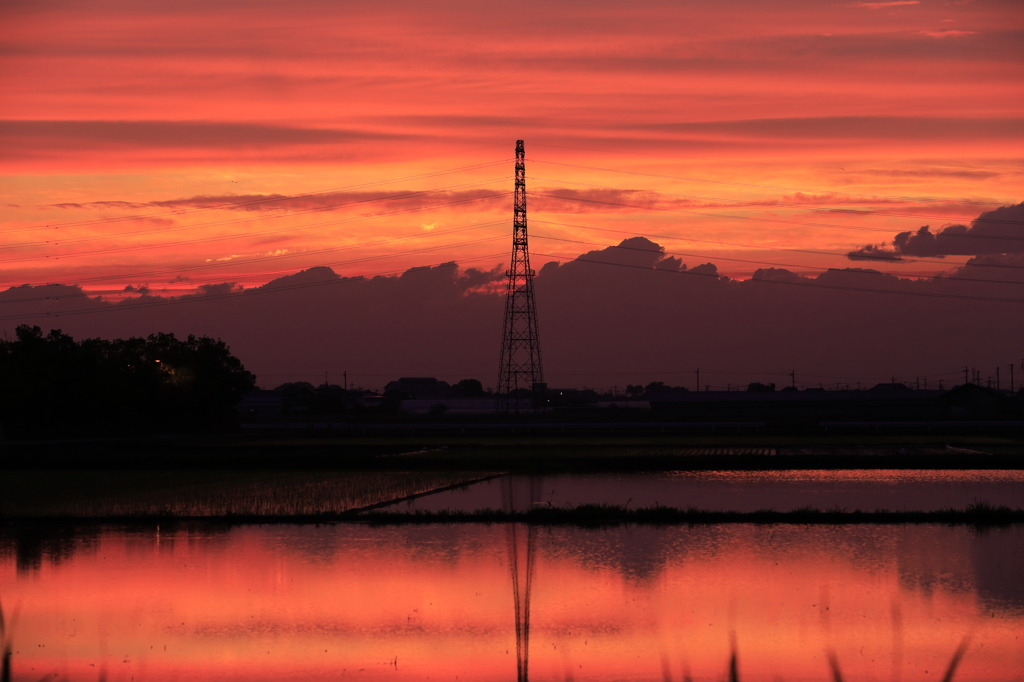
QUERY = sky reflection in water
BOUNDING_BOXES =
[1,519,1022,681]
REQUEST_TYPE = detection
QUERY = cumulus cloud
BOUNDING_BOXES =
[197,283,242,296]
[847,202,1024,260]
[751,268,810,283]
[456,265,504,292]
[846,244,904,262]
[1,238,1020,390]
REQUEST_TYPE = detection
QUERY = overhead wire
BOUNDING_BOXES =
[0,251,510,322]
[529,219,1024,271]
[532,174,995,235]
[0,175,509,258]
[530,250,1024,304]
[529,181,1024,240]
[528,150,1019,211]
[530,232,1024,285]
[0,235,509,307]
[0,188,510,265]
[3,158,512,234]
[21,220,507,289]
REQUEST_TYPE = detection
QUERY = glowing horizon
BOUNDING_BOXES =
[2,0,1022,296]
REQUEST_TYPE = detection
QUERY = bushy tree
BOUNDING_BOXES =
[746,382,776,392]
[0,325,255,436]
[452,378,485,396]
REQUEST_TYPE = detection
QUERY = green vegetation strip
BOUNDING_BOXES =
[3,502,1022,526]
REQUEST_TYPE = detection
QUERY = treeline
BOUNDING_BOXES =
[0,325,255,437]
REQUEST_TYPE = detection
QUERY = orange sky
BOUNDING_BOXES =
[1,0,1022,296]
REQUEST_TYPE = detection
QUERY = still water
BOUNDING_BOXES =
[385,470,1024,513]
[1,521,1021,681]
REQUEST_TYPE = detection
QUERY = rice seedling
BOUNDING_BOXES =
[1,470,499,519]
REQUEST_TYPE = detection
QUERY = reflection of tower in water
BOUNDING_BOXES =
[502,477,540,682]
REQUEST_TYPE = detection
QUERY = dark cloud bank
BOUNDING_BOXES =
[848,202,1024,260]
[2,232,1021,388]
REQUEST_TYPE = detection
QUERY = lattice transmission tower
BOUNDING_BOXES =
[497,140,544,413]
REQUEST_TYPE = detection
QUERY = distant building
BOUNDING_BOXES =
[595,400,650,409]
[400,398,498,414]
[384,377,452,400]
[869,382,912,392]
[237,389,283,418]
[272,382,319,413]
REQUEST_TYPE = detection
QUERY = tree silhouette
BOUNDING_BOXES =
[0,325,255,436]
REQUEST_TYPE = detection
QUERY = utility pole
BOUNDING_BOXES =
[964,366,969,385]
[996,366,1000,392]
[695,368,699,392]
[1011,363,1015,393]
[344,370,347,392]
[790,370,795,389]
[497,140,544,413]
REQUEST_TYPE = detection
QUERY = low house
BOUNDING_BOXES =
[384,377,453,400]
[236,389,283,418]
[400,398,498,414]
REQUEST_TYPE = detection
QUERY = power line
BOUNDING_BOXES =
[3,159,511,235]
[0,177,508,251]
[0,252,509,322]
[0,190,510,265]
[531,250,1024,304]
[0,235,509,307]
[532,173,1018,233]
[528,152,1017,211]
[13,220,506,289]
[529,219,1024,270]
[531,189,1024,241]
[531,234,1024,286]
[2,176,510,252]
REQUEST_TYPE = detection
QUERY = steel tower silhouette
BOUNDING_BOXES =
[497,140,544,413]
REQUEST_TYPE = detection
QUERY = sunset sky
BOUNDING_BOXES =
[3,0,1022,298]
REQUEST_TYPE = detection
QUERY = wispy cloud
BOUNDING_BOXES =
[917,29,978,38]
[849,1,919,8]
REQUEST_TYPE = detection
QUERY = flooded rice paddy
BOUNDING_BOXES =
[0,470,493,518]
[1,522,1021,681]
[2,470,1023,680]
[382,470,1024,514]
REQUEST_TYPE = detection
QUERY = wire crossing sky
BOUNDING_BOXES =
[2,0,1022,299]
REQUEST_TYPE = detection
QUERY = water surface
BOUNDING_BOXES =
[1,520,1021,681]
[382,470,1024,513]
